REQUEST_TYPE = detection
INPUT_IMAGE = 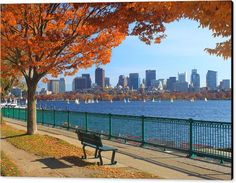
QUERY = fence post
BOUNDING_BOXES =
[67,110,70,130]
[109,113,112,139]
[188,118,196,158]
[18,108,20,120]
[85,112,88,132]
[42,108,44,125]
[141,115,145,146]
[53,108,56,127]
[25,108,27,122]
[13,107,15,119]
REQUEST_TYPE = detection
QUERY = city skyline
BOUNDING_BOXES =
[45,68,230,93]
[37,18,231,91]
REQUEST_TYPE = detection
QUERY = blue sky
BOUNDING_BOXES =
[37,18,231,91]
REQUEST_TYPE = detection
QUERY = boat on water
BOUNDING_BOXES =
[143,99,146,102]
[75,99,79,104]
[124,98,127,103]
[170,98,174,103]
[127,98,130,103]
[152,98,155,102]
[66,99,70,104]
[190,98,194,102]
[205,98,208,102]
[96,99,99,103]
[110,99,113,103]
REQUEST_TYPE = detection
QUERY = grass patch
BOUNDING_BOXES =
[1,122,159,178]
[1,123,88,158]
[0,151,21,176]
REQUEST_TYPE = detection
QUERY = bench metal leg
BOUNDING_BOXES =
[82,145,87,159]
[98,150,103,165]
[111,150,117,165]
[94,148,98,158]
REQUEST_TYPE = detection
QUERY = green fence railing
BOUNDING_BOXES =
[1,106,232,162]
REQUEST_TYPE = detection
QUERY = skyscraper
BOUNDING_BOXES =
[206,70,217,91]
[59,78,66,93]
[166,77,177,92]
[72,77,87,91]
[145,70,156,88]
[105,77,110,87]
[82,74,91,88]
[117,75,128,88]
[47,80,60,94]
[219,79,230,91]
[190,69,200,92]
[178,72,187,82]
[95,67,105,88]
[129,73,139,90]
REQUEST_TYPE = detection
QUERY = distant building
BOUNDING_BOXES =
[59,78,66,93]
[145,70,156,88]
[95,67,105,88]
[117,75,128,88]
[174,82,189,92]
[128,73,139,90]
[82,74,92,88]
[166,77,177,92]
[190,69,200,92]
[219,79,230,91]
[178,72,187,82]
[40,88,52,95]
[105,77,110,87]
[206,70,217,91]
[72,77,87,91]
[11,87,22,97]
[47,80,59,94]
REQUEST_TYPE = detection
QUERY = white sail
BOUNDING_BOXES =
[127,98,130,103]
[152,98,155,102]
[110,99,113,103]
[170,98,174,103]
[143,99,146,102]
[205,98,208,102]
[124,98,126,103]
[75,99,79,104]
[96,99,99,103]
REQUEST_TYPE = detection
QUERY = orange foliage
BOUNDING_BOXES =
[1,2,231,83]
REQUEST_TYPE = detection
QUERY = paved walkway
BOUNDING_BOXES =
[2,118,232,180]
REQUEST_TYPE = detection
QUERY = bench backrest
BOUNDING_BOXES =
[76,130,103,147]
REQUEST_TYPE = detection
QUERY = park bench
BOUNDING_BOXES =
[75,130,117,165]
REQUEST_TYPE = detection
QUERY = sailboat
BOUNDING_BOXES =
[110,99,113,103]
[143,99,146,102]
[204,97,208,102]
[190,98,194,102]
[152,98,155,102]
[127,98,130,103]
[170,98,174,103]
[96,99,99,103]
[124,98,127,103]
[66,99,70,104]
[75,99,79,104]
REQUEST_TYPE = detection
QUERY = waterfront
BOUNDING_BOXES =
[36,100,231,122]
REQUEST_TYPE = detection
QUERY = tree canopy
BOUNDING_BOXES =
[0,1,231,134]
[1,2,232,82]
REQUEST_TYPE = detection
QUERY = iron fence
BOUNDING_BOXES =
[1,106,232,162]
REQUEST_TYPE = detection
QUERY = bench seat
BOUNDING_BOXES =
[76,130,118,165]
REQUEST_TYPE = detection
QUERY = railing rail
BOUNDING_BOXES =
[1,106,232,162]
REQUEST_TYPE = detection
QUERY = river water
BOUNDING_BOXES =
[37,100,232,122]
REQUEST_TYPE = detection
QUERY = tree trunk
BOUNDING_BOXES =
[27,81,38,135]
